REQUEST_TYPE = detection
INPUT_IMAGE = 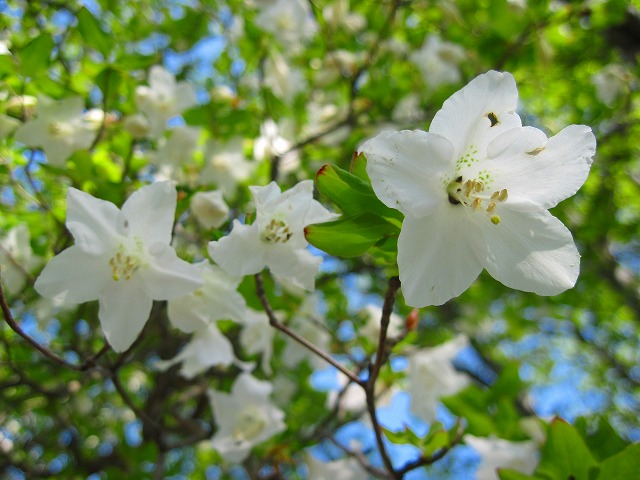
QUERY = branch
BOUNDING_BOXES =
[395,420,465,475]
[365,276,402,478]
[254,273,364,386]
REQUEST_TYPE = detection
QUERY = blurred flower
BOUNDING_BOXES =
[135,65,197,139]
[409,34,465,89]
[323,0,366,33]
[591,63,633,106]
[465,435,539,480]
[240,308,275,375]
[406,335,470,422]
[0,224,41,296]
[306,453,369,480]
[359,304,404,341]
[263,51,306,102]
[392,94,423,125]
[123,113,152,139]
[14,96,97,165]
[190,190,229,229]
[35,182,202,352]
[360,70,596,307]
[209,372,286,462]
[199,136,254,198]
[253,119,300,175]
[168,262,246,333]
[155,323,236,378]
[255,0,317,47]
[151,126,201,183]
[208,181,338,291]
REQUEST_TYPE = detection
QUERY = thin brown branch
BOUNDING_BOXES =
[254,273,364,386]
[365,276,402,478]
[0,271,83,371]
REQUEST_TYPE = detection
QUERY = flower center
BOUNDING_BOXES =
[446,176,508,225]
[261,218,293,243]
[48,121,73,137]
[108,240,145,281]
[232,407,267,444]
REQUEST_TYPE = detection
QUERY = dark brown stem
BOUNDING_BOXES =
[365,276,402,478]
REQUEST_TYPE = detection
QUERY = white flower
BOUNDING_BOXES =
[391,94,423,125]
[407,335,470,422]
[322,0,366,33]
[135,65,197,139]
[158,262,246,377]
[253,119,300,175]
[14,96,97,165]
[359,304,405,341]
[209,372,286,463]
[465,435,539,480]
[306,453,369,480]
[359,70,596,307]
[168,262,246,334]
[255,0,317,46]
[151,126,201,183]
[240,308,275,375]
[155,323,236,378]
[0,224,40,296]
[199,136,254,198]
[34,182,203,352]
[208,180,338,291]
[263,51,306,102]
[409,34,465,89]
[123,113,152,139]
[190,190,229,229]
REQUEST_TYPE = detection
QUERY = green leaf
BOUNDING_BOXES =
[76,7,113,57]
[536,418,598,480]
[305,213,399,258]
[498,469,540,480]
[315,164,402,226]
[382,425,423,445]
[574,417,628,461]
[17,34,54,77]
[96,66,123,103]
[595,443,640,480]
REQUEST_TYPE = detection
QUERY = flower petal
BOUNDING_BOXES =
[139,244,202,300]
[122,182,177,246]
[66,188,124,254]
[398,208,484,307]
[478,208,580,295]
[267,246,322,291]
[208,221,267,277]
[486,124,596,210]
[34,246,110,303]
[429,70,521,159]
[98,279,153,352]
[360,130,455,218]
[157,323,236,378]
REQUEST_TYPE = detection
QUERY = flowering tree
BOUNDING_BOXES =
[1,1,639,479]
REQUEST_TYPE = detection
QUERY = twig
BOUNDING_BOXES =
[365,276,401,478]
[254,273,364,387]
